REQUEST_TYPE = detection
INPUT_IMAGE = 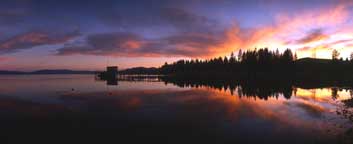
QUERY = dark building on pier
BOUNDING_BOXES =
[96,66,118,82]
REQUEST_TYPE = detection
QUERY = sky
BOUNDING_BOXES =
[0,0,353,71]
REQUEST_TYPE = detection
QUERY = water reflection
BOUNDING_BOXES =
[0,75,352,143]
[95,75,162,85]
[161,76,353,101]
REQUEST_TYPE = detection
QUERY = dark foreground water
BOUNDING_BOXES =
[0,75,352,143]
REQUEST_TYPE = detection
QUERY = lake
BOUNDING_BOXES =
[0,74,352,143]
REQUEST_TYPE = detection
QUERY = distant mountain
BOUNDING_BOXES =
[0,67,161,75]
[31,69,94,74]
[0,70,26,75]
[119,67,159,75]
[0,69,95,75]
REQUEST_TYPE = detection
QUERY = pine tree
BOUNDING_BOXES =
[237,49,242,62]
[332,49,340,60]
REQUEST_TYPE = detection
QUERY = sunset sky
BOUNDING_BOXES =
[1,0,353,71]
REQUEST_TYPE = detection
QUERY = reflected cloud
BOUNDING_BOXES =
[294,101,326,118]
[296,88,352,102]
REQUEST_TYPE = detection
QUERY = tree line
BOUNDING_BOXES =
[159,48,353,80]
[160,48,296,78]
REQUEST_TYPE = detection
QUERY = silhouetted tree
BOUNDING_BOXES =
[237,49,242,62]
[332,87,339,100]
[230,52,236,64]
[282,49,294,63]
[275,49,280,57]
[332,49,340,60]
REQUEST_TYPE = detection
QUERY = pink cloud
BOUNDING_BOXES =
[0,31,80,54]
[0,56,11,62]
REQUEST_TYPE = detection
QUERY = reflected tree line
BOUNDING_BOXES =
[161,76,293,100]
[337,89,353,123]
[111,74,353,102]
[161,76,353,104]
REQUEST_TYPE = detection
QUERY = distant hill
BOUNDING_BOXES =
[0,69,95,75]
[295,57,332,64]
[294,57,353,82]
[119,67,159,75]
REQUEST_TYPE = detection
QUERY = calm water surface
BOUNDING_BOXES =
[0,75,352,143]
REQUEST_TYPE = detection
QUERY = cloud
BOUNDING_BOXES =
[54,1,353,59]
[0,31,80,54]
[220,2,353,58]
[0,56,10,62]
[160,7,217,32]
[274,3,349,34]
[295,37,353,59]
[163,32,224,56]
[57,32,152,56]
[0,0,32,26]
[56,31,225,57]
[289,29,328,44]
[297,46,311,51]
[56,6,229,58]
[0,9,27,26]
[97,12,123,27]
